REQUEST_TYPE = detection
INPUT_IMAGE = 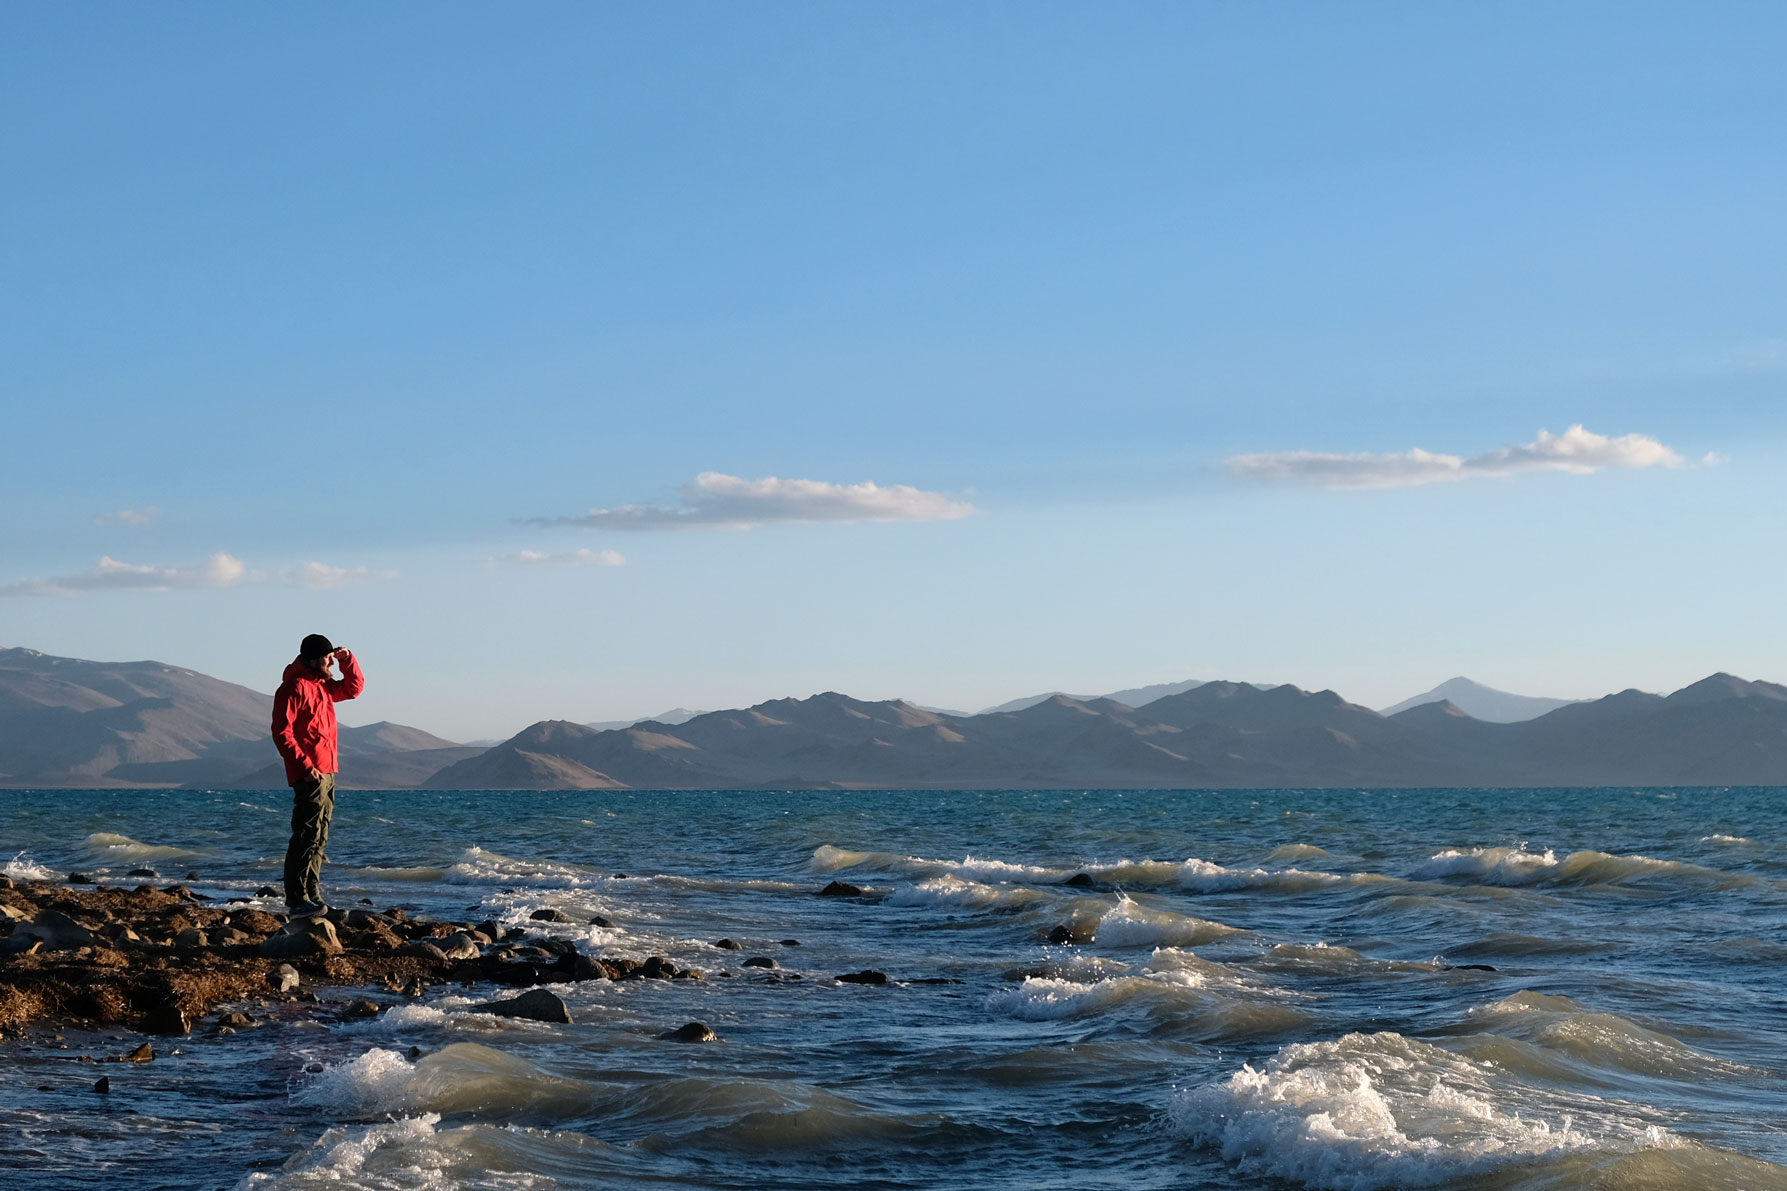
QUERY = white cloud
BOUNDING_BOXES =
[490,548,627,567]
[95,507,160,527]
[534,472,974,531]
[281,562,398,589]
[1227,425,1686,490]
[0,551,249,597]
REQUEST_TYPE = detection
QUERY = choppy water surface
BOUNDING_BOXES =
[3,786,1785,1191]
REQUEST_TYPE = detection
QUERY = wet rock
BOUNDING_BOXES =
[779,939,801,947]
[1451,963,1498,972]
[470,988,572,1024]
[15,909,97,951]
[93,1076,110,1093]
[259,917,343,959]
[162,885,196,901]
[589,915,614,928]
[641,955,677,979]
[128,868,159,879]
[401,941,448,962]
[478,920,503,940]
[68,873,96,885]
[531,938,577,957]
[605,957,642,980]
[340,1000,382,1020]
[256,885,280,897]
[1047,925,1093,945]
[216,1011,253,1028]
[227,910,283,936]
[572,955,608,981]
[185,872,200,881]
[435,933,481,961]
[743,956,778,970]
[173,929,209,950]
[127,1042,154,1062]
[528,908,573,923]
[269,964,301,994]
[0,874,11,890]
[1064,872,1095,887]
[715,938,742,950]
[837,970,889,985]
[819,880,867,898]
[659,1022,716,1043]
[675,968,706,981]
[211,927,254,947]
[344,909,396,931]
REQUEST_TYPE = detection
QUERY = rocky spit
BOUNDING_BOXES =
[0,873,742,1038]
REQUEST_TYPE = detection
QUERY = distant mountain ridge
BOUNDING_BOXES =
[8,646,1787,790]
[1380,677,1579,723]
[426,672,1787,791]
[0,647,476,789]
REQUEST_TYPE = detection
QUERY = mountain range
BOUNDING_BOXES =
[4,646,1784,790]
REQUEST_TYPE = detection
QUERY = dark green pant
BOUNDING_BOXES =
[283,773,336,907]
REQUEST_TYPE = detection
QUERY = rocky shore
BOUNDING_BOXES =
[0,873,714,1036]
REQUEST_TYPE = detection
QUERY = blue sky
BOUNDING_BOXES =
[3,3,1784,740]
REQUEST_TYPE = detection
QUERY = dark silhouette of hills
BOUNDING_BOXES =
[425,673,1787,790]
[7,646,1787,790]
[0,648,475,789]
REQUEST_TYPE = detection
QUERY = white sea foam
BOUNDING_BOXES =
[1173,1031,1676,1190]
[237,1114,602,1190]
[1094,894,1240,947]
[292,1043,590,1117]
[1700,833,1754,845]
[80,831,201,863]
[886,874,1044,911]
[3,853,56,881]
[813,844,1350,895]
[443,846,604,889]
[985,970,1208,1020]
[1418,846,1755,890]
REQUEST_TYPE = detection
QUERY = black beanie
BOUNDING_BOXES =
[299,633,335,660]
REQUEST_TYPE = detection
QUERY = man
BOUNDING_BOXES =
[271,633,365,916]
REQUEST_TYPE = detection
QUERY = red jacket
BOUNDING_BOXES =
[271,652,366,785]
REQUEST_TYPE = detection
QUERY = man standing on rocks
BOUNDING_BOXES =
[271,634,364,916]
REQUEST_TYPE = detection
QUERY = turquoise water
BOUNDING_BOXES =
[3,786,1785,1190]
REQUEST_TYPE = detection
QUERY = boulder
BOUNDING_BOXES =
[0,874,11,890]
[819,880,867,898]
[15,909,97,951]
[589,915,614,928]
[529,908,573,923]
[658,1022,716,1043]
[173,929,209,950]
[211,927,254,947]
[743,956,778,970]
[128,868,159,879]
[400,940,448,962]
[435,933,481,961]
[126,1042,154,1062]
[469,988,572,1024]
[714,938,742,950]
[269,964,301,994]
[837,970,889,985]
[1048,925,1093,945]
[68,873,96,885]
[259,917,344,959]
[256,885,280,897]
[227,910,283,936]
[572,955,609,981]
[1064,872,1095,887]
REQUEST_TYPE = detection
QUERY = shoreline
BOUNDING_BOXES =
[0,875,690,1038]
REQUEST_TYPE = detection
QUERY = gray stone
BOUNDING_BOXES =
[714,938,742,950]
[269,964,301,993]
[435,933,481,961]
[528,908,572,923]
[258,917,343,959]
[469,988,572,1024]
[743,956,778,970]
[658,1022,716,1043]
[400,940,449,962]
[173,928,209,950]
[15,909,96,951]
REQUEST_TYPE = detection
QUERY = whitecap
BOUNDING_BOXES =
[1094,895,1240,947]
[886,874,1044,911]
[3,853,56,881]
[292,1043,591,1117]
[1173,1031,1676,1190]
